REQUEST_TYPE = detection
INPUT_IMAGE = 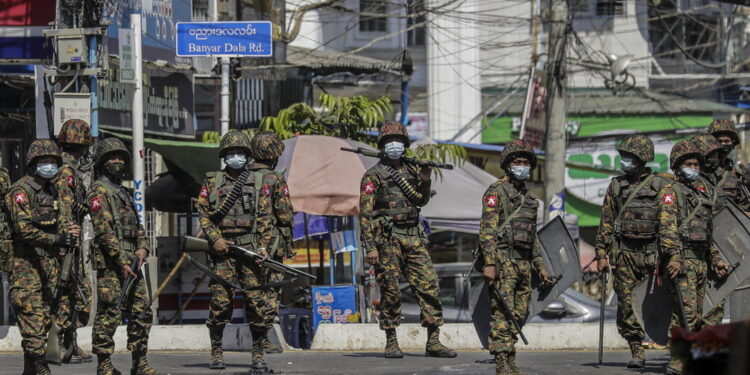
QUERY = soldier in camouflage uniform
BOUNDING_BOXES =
[196,130,294,372]
[6,139,80,375]
[593,135,671,369]
[54,119,94,364]
[0,160,13,276]
[702,119,748,327]
[479,139,553,375]
[360,121,456,359]
[657,140,729,375]
[87,137,161,375]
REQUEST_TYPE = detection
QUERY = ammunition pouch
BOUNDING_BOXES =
[683,245,709,260]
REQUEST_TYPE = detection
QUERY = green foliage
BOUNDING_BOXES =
[203,93,466,166]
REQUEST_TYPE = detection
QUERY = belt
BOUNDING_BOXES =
[391,225,420,236]
[509,248,531,260]
[619,238,658,253]
[224,233,255,246]
[683,246,708,259]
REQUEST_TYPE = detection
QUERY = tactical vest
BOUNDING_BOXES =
[716,169,750,209]
[207,171,258,240]
[13,177,59,257]
[673,182,714,258]
[93,179,140,253]
[497,181,538,254]
[62,160,88,223]
[613,175,665,240]
[371,165,421,227]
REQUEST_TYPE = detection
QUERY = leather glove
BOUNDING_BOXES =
[54,233,76,248]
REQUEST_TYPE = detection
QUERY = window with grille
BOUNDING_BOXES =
[360,0,387,32]
[407,0,425,46]
[596,0,624,16]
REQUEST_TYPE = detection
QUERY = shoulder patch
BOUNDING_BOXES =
[362,181,376,195]
[13,192,26,205]
[89,197,102,212]
[484,194,499,208]
[281,185,289,197]
[661,193,675,205]
[199,186,209,198]
[261,185,272,197]
[66,174,75,188]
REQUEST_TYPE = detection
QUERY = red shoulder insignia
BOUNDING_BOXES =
[362,182,376,195]
[661,194,674,205]
[199,186,209,198]
[261,185,271,197]
[66,175,74,188]
[14,192,26,205]
[281,185,289,197]
[90,197,102,212]
[484,195,499,208]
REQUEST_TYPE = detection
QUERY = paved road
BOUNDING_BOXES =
[0,350,670,375]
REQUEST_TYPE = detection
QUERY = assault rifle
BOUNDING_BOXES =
[46,245,85,365]
[340,147,454,170]
[183,236,316,281]
[117,257,142,311]
[489,284,528,345]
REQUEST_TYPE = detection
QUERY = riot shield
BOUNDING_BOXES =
[632,274,673,346]
[526,215,581,321]
[469,279,491,349]
[705,202,750,312]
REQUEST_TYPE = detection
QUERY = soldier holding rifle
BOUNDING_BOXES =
[87,137,161,375]
[657,140,728,375]
[479,139,553,375]
[6,139,79,375]
[593,135,671,369]
[359,121,456,360]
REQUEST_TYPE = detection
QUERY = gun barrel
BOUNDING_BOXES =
[404,157,454,170]
[117,257,140,311]
[491,285,528,345]
[672,276,690,330]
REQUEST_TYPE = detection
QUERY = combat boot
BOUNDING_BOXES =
[250,329,271,374]
[425,327,457,358]
[495,352,513,375]
[506,350,527,375]
[208,327,225,370]
[22,352,33,375]
[627,341,645,369]
[97,354,122,375]
[31,355,52,375]
[666,357,683,375]
[64,330,93,364]
[384,329,404,359]
[262,336,283,354]
[131,351,162,375]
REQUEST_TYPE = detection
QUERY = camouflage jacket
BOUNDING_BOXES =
[706,166,750,211]
[87,175,150,270]
[594,170,672,259]
[479,176,545,270]
[196,163,293,255]
[5,175,71,254]
[359,162,431,253]
[54,152,88,224]
[657,177,722,265]
[0,168,11,240]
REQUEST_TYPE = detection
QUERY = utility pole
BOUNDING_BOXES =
[220,56,230,135]
[131,14,146,228]
[543,0,569,222]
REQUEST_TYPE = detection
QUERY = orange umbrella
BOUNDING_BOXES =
[278,135,378,216]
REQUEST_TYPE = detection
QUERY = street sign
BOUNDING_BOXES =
[176,21,273,57]
[118,28,136,83]
[53,93,91,135]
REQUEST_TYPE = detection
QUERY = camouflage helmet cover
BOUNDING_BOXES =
[250,131,284,160]
[26,139,62,167]
[690,134,722,158]
[219,129,252,158]
[377,121,410,148]
[500,139,537,168]
[708,118,739,145]
[617,135,654,163]
[57,119,93,146]
[670,139,701,170]
[95,137,131,168]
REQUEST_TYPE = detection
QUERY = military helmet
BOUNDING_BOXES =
[57,119,93,146]
[377,121,410,148]
[250,131,284,160]
[690,134,722,158]
[616,135,654,163]
[670,139,701,170]
[26,139,62,167]
[708,118,740,145]
[219,129,252,158]
[95,137,131,168]
[500,139,537,168]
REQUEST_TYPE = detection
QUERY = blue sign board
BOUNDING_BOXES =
[176,21,273,57]
[311,286,357,332]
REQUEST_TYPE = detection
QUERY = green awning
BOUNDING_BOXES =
[102,130,218,183]
[482,115,715,144]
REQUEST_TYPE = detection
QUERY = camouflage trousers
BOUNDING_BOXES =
[56,265,92,332]
[206,254,282,331]
[488,259,530,354]
[668,259,707,335]
[375,231,443,330]
[613,250,653,342]
[702,270,726,326]
[9,254,59,357]
[92,267,152,354]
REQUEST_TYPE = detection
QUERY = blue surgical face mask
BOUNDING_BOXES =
[621,157,638,173]
[224,154,247,170]
[681,167,700,181]
[510,166,531,181]
[384,141,405,160]
[36,162,59,179]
